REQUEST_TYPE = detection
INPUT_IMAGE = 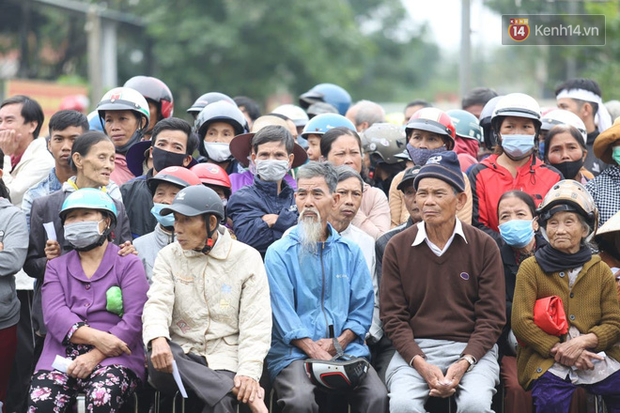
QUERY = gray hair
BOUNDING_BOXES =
[296,161,338,194]
[353,100,385,128]
[251,125,294,155]
[335,165,363,190]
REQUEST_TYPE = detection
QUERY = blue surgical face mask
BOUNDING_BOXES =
[500,134,536,160]
[498,219,535,248]
[151,203,175,228]
[613,146,620,166]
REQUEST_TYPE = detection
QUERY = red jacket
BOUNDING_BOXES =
[468,154,561,242]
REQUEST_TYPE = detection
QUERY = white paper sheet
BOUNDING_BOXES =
[51,354,72,373]
[43,222,57,242]
[172,360,188,398]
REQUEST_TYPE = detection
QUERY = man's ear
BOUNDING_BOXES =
[27,120,38,136]
[331,192,341,208]
[455,191,467,212]
[582,102,592,119]
[582,149,588,162]
[288,153,294,169]
[250,152,257,164]
[182,155,192,167]
[209,214,219,232]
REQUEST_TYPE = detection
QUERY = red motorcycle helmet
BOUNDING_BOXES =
[405,107,456,150]
[191,163,232,198]
[147,166,201,196]
[124,76,174,119]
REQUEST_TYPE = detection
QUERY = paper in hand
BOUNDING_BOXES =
[52,354,72,373]
[172,360,188,398]
[43,222,57,242]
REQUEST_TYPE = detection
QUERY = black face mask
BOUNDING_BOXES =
[552,158,584,180]
[152,146,188,173]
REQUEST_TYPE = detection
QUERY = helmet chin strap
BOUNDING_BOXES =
[197,214,216,254]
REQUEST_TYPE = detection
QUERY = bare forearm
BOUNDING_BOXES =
[337,329,356,350]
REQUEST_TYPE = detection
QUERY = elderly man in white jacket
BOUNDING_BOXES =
[142,184,271,413]
[0,95,54,208]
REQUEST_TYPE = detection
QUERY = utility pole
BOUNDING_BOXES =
[87,5,103,108]
[460,0,472,101]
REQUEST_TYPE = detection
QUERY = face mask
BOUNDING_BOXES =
[151,203,175,228]
[64,220,107,251]
[204,142,232,163]
[248,158,257,175]
[152,147,187,173]
[613,146,620,166]
[552,158,584,180]
[221,198,228,208]
[406,143,446,166]
[498,219,535,248]
[500,134,536,160]
[256,159,290,182]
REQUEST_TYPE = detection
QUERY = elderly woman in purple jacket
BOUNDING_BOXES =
[27,189,149,413]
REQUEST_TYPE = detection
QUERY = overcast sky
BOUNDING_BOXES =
[402,0,503,51]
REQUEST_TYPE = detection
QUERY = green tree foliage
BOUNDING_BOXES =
[133,0,440,107]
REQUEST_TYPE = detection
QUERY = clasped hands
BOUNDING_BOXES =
[413,356,470,398]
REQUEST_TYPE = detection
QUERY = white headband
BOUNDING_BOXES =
[556,88,612,133]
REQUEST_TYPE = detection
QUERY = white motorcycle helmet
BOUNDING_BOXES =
[491,93,542,135]
[541,109,587,145]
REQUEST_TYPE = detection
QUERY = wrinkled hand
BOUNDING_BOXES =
[150,337,174,374]
[439,359,469,394]
[550,338,587,367]
[232,375,261,404]
[0,129,20,156]
[291,338,332,360]
[316,339,337,356]
[261,214,279,228]
[44,240,61,260]
[574,350,605,371]
[413,358,454,398]
[67,350,103,379]
[118,241,137,256]
[93,331,131,358]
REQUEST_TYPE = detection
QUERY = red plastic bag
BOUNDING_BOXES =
[533,295,569,336]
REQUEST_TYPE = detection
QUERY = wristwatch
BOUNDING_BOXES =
[459,354,476,372]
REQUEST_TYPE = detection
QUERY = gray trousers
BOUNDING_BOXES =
[147,341,237,413]
[385,339,499,413]
[273,359,389,413]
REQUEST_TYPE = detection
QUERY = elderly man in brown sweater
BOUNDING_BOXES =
[380,151,505,413]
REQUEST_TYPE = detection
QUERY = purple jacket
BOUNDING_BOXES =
[36,243,149,381]
[229,170,297,195]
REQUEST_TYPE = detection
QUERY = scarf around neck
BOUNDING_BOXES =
[534,243,592,273]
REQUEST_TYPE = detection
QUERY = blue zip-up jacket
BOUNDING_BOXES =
[264,223,373,380]
[227,175,298,256]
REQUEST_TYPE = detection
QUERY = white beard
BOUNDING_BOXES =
[298,208,323,255]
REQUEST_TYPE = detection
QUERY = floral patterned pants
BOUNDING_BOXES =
[27,365,138,413]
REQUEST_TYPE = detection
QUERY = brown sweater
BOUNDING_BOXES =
[380,222,505,363]
[512,255,620,390]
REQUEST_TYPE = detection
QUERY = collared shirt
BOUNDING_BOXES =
[412,218,468,257]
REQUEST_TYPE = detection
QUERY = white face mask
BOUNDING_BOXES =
[204,142,232,163]
[64,220,106,251]
[256,159,290,182]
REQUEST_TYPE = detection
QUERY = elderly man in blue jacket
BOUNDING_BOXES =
[264,161,388,413]
[228,125,304,257]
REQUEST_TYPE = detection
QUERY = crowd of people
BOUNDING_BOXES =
[0,76,619,413]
